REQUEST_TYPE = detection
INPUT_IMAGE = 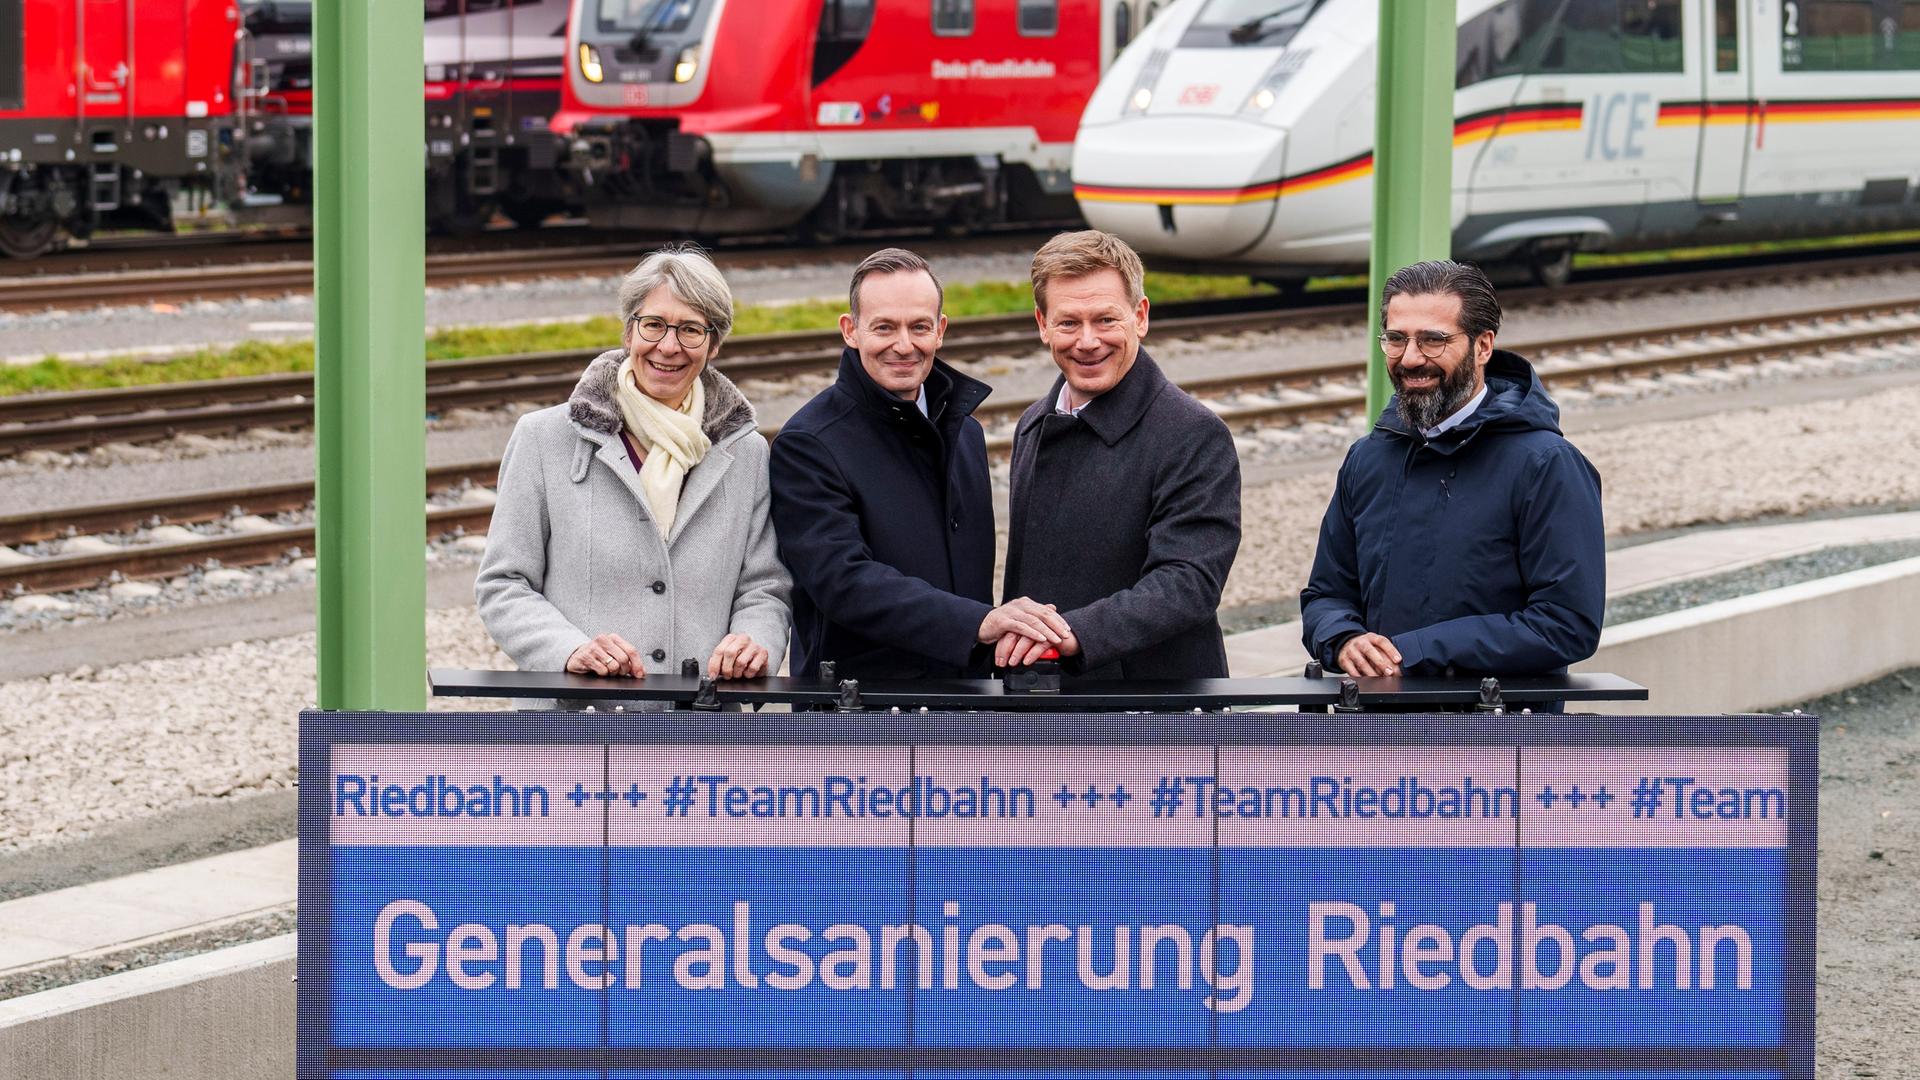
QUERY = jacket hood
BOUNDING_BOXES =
[567,347,758,443]
[1375,348,1561,444]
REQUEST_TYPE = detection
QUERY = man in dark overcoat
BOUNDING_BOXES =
[770,249,1068,678]
[1300,259,1604,680]
[997,230,1242,679]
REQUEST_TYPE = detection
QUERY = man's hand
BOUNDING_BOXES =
[977,597,1070,647]
[566,634,645,677]
[708,634,770,680]
[997,626,1079,668]
[1337,632,1402,677]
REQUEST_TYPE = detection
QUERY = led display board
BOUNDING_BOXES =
[298,710,1815,1078]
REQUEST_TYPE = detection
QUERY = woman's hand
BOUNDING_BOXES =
[566,634,646,677]
[708,634,769,679]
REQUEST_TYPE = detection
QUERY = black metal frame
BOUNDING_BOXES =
[427,667,1649,712]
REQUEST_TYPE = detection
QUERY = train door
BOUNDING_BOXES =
[78,0,132,121]
[1693,0,1751,202]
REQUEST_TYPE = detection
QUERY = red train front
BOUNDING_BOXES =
[0,0,243,257]
[558,0,1130,238]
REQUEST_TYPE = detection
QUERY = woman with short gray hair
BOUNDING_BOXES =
[477,245,790,692]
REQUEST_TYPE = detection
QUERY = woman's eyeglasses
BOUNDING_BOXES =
[630,315,714,349]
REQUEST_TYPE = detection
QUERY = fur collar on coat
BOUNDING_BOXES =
[566,347,757,443]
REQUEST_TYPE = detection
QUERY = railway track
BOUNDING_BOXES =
[6,297,1920,596]
[8,245,1920,456]
[0,225,1070,310]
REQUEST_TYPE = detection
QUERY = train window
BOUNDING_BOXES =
[597,0,701,35]
[1716,0,1739,70]
[1459,0,1680,80]
[1115,0,1134,49]
[0,0,18,111]
[1020,0,1059,36]
[934,0,975,35]
[814,0,874,84]
[1181,0,1326,46]
[1782,0,1920,69]
[1456,0,1528,86]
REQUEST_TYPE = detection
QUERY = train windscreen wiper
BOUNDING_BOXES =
[1227,0,1313,44]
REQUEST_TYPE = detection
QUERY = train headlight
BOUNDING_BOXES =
[1240,50,1309,117]
[674,45,701,85]
[579,43,604,84]
[1123,49,1170,117]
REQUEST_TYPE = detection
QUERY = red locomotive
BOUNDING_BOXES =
[557,0,1139,238]
[0,0,244,257]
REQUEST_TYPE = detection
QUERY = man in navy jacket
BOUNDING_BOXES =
[770,249,1068,678]
[1301,260,1604,679]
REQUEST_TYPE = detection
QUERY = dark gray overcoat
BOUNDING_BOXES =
[1003,348,1241,679]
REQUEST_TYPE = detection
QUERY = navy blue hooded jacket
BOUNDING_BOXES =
[1300,349,1604,676]
[768,347,995,679]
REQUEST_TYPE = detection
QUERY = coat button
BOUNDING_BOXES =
[950,516,960,531]
[651,580,666,594]
[650,648,666,662]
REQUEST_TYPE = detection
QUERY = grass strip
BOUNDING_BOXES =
[0,271,1271,397]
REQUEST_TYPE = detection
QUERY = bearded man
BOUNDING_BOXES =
[1300,259,1605,681]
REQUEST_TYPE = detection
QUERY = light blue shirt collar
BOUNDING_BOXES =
[1424,384,1488,438]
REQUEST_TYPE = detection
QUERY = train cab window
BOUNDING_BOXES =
[1180,0,1326,46]
[934,0,975,35]
[1715,0,1739,70]
[1115,1,1134,49]
[1782,0,1920,69]
[0,0,20,112]
[1020,0,1059,35]
[597,0,701,35]
[814,0,874,83]
[1458,0,1680,82]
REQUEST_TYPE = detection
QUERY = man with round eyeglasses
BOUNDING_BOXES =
[1300,259,1604,690]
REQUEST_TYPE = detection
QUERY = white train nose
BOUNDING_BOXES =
[1072,117,1286,261]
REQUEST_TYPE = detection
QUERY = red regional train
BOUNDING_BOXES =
[557,0,1152,237]
[0,0,244,257]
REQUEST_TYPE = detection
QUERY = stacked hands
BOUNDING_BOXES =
[565,633,771,680]
[980,596,1078,669]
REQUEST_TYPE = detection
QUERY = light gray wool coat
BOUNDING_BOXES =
[476,349,792,692]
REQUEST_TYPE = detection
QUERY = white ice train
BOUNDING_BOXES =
[1071,0,1920,285]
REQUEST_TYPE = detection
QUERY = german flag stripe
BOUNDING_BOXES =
[1658,97,1920,124]
[1076,102,1584,205]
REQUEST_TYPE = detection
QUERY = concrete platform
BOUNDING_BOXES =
[0,842,293,981]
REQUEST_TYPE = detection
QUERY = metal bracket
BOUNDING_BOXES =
[691,676,721,712]
[1476,677,1505,714]
[836,679,863,712]
[1332,678,1362,712]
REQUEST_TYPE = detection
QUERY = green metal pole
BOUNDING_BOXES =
[1367,0,1457,422]
[314,1,427,710]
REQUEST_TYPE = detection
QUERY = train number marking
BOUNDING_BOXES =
[1584,92,1651,161]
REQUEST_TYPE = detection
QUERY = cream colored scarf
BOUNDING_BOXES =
[614,357,711,539]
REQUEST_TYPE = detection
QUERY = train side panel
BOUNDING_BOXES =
[1,0,240,255]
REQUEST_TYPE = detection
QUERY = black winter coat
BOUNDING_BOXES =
[1300,349,1605,676]
[1004,349,1241,679]
[768,349,995,678]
